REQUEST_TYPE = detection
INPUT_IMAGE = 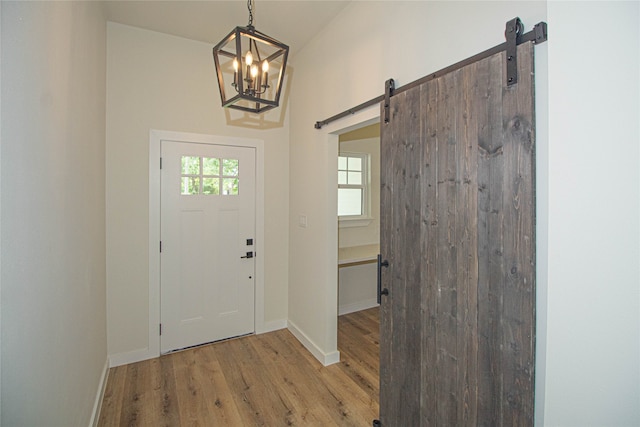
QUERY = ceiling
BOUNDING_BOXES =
[104,0,352,55]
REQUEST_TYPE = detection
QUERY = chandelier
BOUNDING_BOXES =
[212,0,289,114]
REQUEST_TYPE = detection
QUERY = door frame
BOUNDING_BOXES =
[149,129,265,358]
[320,107,380,361]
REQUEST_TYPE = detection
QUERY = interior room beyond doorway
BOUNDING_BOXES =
[337,123,381,316]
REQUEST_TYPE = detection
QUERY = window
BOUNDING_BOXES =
[181,156,239,196]
[338,152,371,225]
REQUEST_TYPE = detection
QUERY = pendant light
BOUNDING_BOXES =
[212,0,289,114]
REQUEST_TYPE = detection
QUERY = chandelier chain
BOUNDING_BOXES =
[247,0,254,27]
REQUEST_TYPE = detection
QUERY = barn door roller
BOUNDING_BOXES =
[314,17,548,129]
[506,18,547,86]
[506,17,524,86]
[383,79,395,125]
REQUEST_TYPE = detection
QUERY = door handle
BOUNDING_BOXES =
[241,251,254,259]
[377,254,389,304]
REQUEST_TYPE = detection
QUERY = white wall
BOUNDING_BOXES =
[106,23,290,362]
[338,263,377,315]
[289,0,547,364]
[544,1,640,425]
[1,1,107,425]
[0,2,4,421]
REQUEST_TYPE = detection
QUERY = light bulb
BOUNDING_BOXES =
[245,51,253,66]
[262,60,269,73]
[233,58,239,71]
[251,65,259,78]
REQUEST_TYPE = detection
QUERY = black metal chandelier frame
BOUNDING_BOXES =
[212,0,289,114]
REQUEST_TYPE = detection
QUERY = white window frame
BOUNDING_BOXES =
[338,151,372,228]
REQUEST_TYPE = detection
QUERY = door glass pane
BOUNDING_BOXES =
[348,171,362,185]
[202,177,220,195]
[222,178,239,195]
[181,177,200,195]
[338,188,362,216]
[181,156,200,175]
[202,157,220,176]
[222,159,239,176]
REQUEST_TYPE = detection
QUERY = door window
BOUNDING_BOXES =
[180,156,239,196]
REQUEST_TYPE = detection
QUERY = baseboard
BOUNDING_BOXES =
[256,318,287,334]
[287,319,340,366]
[108,347,157,367]
[89,358,109,427]
[108,320,287,366]
[338,298,379,316]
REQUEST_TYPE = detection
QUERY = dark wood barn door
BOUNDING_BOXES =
[379,42,536,426]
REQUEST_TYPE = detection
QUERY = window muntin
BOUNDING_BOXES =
[338,153,369,219]
[180,156,239,196]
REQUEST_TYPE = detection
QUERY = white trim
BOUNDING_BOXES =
[287,319,340,366]
[338,298,379,316]
[108,347,154,368]
[324,107,381,361]
[256,318,287,334]
[89,358,109,427]
[148,129,266,362]
[338,217,373,228]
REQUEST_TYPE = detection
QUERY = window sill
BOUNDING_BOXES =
[338,217,373,228]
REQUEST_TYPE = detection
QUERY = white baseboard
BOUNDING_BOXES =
[338,298,379,316]
[287,319,340,366]
[108,347,157,367]
[256,318,287,334]
[108,320,287,367]
[89,358,109,427]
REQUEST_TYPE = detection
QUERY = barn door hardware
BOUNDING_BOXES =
[314,17,547,129]
[505,17,524,86]
[314,90,389,129]
[377,254,389,304]
[383,79,395,124]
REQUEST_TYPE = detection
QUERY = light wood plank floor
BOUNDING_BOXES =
[98,307,380,426]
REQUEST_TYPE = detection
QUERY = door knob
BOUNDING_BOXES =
[241,251,254,259]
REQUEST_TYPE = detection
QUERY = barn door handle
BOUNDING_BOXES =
[377,254,389,304]
[241,251,254,259]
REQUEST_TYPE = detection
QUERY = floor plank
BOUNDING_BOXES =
[98,307,380,426]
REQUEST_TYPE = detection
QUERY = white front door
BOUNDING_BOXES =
[160,140,256,353]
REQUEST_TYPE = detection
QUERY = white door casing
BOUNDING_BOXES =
[160,140,256,353]
[139,130,265,366]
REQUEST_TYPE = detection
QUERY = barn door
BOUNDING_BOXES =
[379,41,536,426]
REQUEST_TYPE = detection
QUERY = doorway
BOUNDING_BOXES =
[148,130,265,360]
[160,140,256,353]
[337,123,381,315]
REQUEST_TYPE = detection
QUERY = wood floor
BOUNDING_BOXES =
[97,307,380,426]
